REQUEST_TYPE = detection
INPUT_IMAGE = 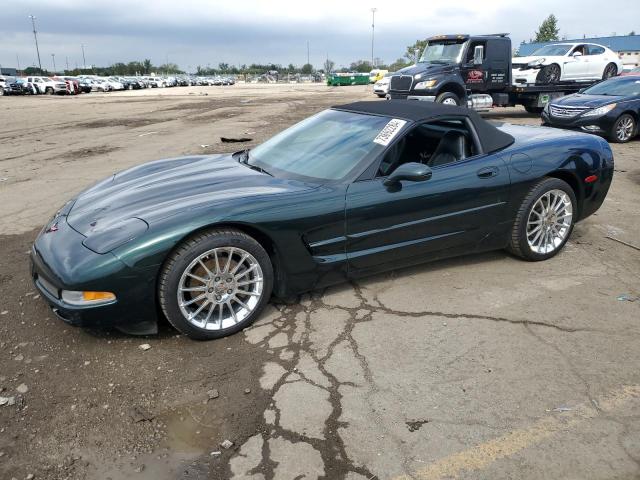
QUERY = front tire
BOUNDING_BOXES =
[609,113,636,143]
[45,87,54,95]
[435,92,461,106]
[159,228,274,340]
[507,178,576,261]
[536,64,561,84]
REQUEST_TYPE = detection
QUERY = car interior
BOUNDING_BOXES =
[377,119,478,177]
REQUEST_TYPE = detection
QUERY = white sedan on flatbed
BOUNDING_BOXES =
[512,42,623,85]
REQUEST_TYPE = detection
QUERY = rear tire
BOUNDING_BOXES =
[507,178,577,261]
[159,228,274,340]
[45,87,54,95]
[435,92,461,106]
[609,113,636,143]
[602,63,618,80]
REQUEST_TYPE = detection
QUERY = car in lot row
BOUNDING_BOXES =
[373,71,393,98]
[30,100,613,340]
[542,75,640,142]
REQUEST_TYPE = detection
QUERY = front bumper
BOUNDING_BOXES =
[511,68,540,86]
[541,109,619,135]
[30,216,159,329]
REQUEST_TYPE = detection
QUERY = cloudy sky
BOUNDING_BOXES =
[0,0,637,71]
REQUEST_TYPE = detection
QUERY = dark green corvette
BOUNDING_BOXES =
[31,101,614,339]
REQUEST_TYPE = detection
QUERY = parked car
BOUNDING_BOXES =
[620,66,640,76]
[90,79,111,92]
[31,101,613,339]
[75,78,93,93]
[512,43,623,85]
[373,72,393,98]
[53,76,80,95]
[0,77,32,95]
[25,76,67,95]
[542,75,640,142]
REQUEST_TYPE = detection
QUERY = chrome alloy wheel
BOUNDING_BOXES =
[616,116,635,142]
[177,247,264,330]
[526,189,573,254]
[442,97,458,106]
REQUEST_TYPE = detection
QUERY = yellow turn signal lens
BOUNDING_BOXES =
[82,291,116,302]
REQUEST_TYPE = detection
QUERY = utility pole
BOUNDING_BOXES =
[65,56,69,71]
[16,54,21,72]
[51,53,56,73]
[29,15,42,72]
[371,8,377,67]
[81,44,86,69]
[307,41,310,66]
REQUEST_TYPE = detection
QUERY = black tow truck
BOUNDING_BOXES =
[388,33,595,113]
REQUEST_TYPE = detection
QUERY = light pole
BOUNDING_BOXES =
[29,15,42,72]
[51,53,56,73]
[370,8,377,67]
[307,41,310,66]
[81,44,86,69]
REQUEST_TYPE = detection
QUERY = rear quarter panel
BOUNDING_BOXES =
[498,124,614,222]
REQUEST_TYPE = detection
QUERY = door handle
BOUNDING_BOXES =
[477,166,498,178]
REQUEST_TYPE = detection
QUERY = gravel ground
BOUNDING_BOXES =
[0,84,639,480]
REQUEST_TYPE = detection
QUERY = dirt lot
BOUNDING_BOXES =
[0,84,639,480]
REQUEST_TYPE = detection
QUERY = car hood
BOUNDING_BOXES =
[67,154,318,236]
[552,93,625,107]
[512,56,564,65]
[397,62,457,78]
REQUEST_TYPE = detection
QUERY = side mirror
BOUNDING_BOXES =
[473,45,484,65]
[572,51,583,58]
[383,162,433,187]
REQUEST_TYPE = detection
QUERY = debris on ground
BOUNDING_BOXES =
[244,388,251,394]
[207,389,219,400]
[0,396,16,406]
[139,343,152,351]
[406,420,429,432]
[220,439,234,449]
[134,464,145,473]
[617,294,638,302]
[606,235,640,251]
[200,144,211,148]
[220,137,252,143]
[128,405,155,423]
[210,451,222,456]
[552,406,573,412]
[16,383,28,394]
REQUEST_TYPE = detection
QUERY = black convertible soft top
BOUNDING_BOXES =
[333,100,515,154]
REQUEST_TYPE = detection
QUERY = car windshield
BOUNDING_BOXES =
[247,109,394,181]
[583,78,640,96]
[420,40,466,64]
[530,45,572,56]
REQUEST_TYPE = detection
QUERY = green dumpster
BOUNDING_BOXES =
[327,73,370,86]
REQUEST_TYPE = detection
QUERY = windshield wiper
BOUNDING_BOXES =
[237,150,273,176]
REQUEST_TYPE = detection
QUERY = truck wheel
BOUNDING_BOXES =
[609,114,636,143]
[536,64,561,84]
[524,105,544,114]
[435,92,461,106]
[0,87,4,96]
[602,63,617,80]
[45,87,54,95]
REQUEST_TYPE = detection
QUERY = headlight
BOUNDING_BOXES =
[61,290,116,306]
[527,58,546,67]
[582,103,617,117]
[82,217,148,254]
[414,80,438,90]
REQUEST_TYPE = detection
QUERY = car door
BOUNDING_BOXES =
[586,44,606,77]
[345,121,511,275]
[563,45,590,80]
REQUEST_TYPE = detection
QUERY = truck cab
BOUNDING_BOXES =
[389,34,511,106]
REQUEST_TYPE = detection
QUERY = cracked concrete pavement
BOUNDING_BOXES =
[0,85,639,479]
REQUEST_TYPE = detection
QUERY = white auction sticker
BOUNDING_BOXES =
[373,118,407,146]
